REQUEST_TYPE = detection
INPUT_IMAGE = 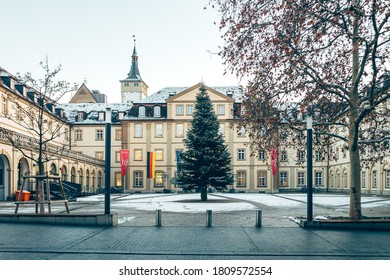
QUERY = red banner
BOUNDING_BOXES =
[270,149,278,176]
[120,150,129,176]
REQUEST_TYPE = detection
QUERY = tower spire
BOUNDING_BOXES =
[127,35,142,81]
[120,35,149,104]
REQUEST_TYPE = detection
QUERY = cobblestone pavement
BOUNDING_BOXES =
[0,193,389,260]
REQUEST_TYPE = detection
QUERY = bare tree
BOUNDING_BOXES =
[0,57,77,211]
[211,0,390,219]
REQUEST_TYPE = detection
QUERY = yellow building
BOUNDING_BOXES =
[0,67,105,201]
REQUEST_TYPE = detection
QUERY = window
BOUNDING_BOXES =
[315,151,322,161]
[154,106,161,117]
[155,149,163,161]
[217,104,225,115]
[343,171,348,188]
[258,171,267,187]
[280,151,287,162]
[154,171,164,187]
[155,124,163,137]
[77,112,84,121]
[115,172,122,187]
[219,124,225,136]
[98,112,105,121]
[279,172,288,187]
[134,171,143,187]
[373,171,378,188]
[186,105,193,115]
[238,126,246,137]
[138,106,146,117]
[258,150,266,161]
[135,124,143,138]
[64,128,69,141]
[238,149,245,160]
[315,171,323,187]
[115,151,120,163]
[386,171,390,188]
[96,129,104,141]
[298,150,305,162]
[176,105,184,115]
[176,124,184,137]
[2,97,8,115]
[75,129,83,141]
[297,172,305,186]
[115,129,122,141]
[95,151,103,160]
[237,171,246,187]
[362,171,366,188]
[134,149,142,161]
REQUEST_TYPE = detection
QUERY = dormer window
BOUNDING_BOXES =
[138,106,146,117]
[98,112,105,121]
[154,106,161,117]
[77,112,84,121]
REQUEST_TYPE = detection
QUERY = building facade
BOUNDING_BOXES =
[0,68,105,201]
[1,43,389,201]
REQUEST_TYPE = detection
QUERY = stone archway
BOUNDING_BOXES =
[17,158,30,191]
[0,154,11,201]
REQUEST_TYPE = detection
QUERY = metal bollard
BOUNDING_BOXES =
[156,209,162,227]
[206,210,212,227]
[256,209,262,228]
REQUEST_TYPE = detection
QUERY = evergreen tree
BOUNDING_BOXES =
[177,85,234,201]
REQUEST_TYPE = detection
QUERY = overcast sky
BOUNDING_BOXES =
[0,0,243,103]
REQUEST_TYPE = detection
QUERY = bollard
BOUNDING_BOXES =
[155,209,162,227]
[256,209,262,228]
[206,210,212,227]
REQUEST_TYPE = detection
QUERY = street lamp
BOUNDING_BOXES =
[105,107,111,215]
[306,105,313,223]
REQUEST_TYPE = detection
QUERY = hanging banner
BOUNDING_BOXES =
[120,150,129,176]
[176,150,182,176]
[147,152,155,179]
[270,149,278,176]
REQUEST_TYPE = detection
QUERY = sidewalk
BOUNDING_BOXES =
[0,222,389,260]
[1,193,390,260]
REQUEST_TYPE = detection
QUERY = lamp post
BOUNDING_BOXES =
[306,106,313,223]
[105,107,111,215]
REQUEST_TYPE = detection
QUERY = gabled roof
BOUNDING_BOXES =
[69,83,98,103]
[137,84,243,104]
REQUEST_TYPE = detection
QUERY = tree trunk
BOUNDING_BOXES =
[349,125,362,219]
[201,186,208,201]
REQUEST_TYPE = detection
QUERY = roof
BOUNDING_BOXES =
[59,103,131,123]
[137,85,243,104]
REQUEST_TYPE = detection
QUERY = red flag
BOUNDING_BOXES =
[270,149,278,176]
[120,150,129,176]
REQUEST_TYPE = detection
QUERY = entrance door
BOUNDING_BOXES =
[0,155,10,200]
[0,167,4,200]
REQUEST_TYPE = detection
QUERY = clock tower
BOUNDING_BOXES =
[120,39,148,104]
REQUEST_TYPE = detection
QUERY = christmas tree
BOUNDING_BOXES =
[177,85,234,201]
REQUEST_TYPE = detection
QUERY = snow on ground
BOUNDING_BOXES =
[4,193,388,214]
[113,193,257,213]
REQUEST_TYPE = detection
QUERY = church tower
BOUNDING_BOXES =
[120,39,148,104]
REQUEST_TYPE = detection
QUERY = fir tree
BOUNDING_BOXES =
[177,85,234,201]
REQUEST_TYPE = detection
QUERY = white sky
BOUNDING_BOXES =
[0,0,243,103]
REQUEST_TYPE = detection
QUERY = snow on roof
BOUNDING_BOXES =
[139,87,188,103]
[139,86,243,104]
[59,103,131,123]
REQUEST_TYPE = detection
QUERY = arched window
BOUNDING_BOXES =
[71,167,76,183]
[61,165,67,181]
[50,163,57,175]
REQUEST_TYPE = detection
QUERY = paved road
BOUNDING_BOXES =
[1,193,390,260]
